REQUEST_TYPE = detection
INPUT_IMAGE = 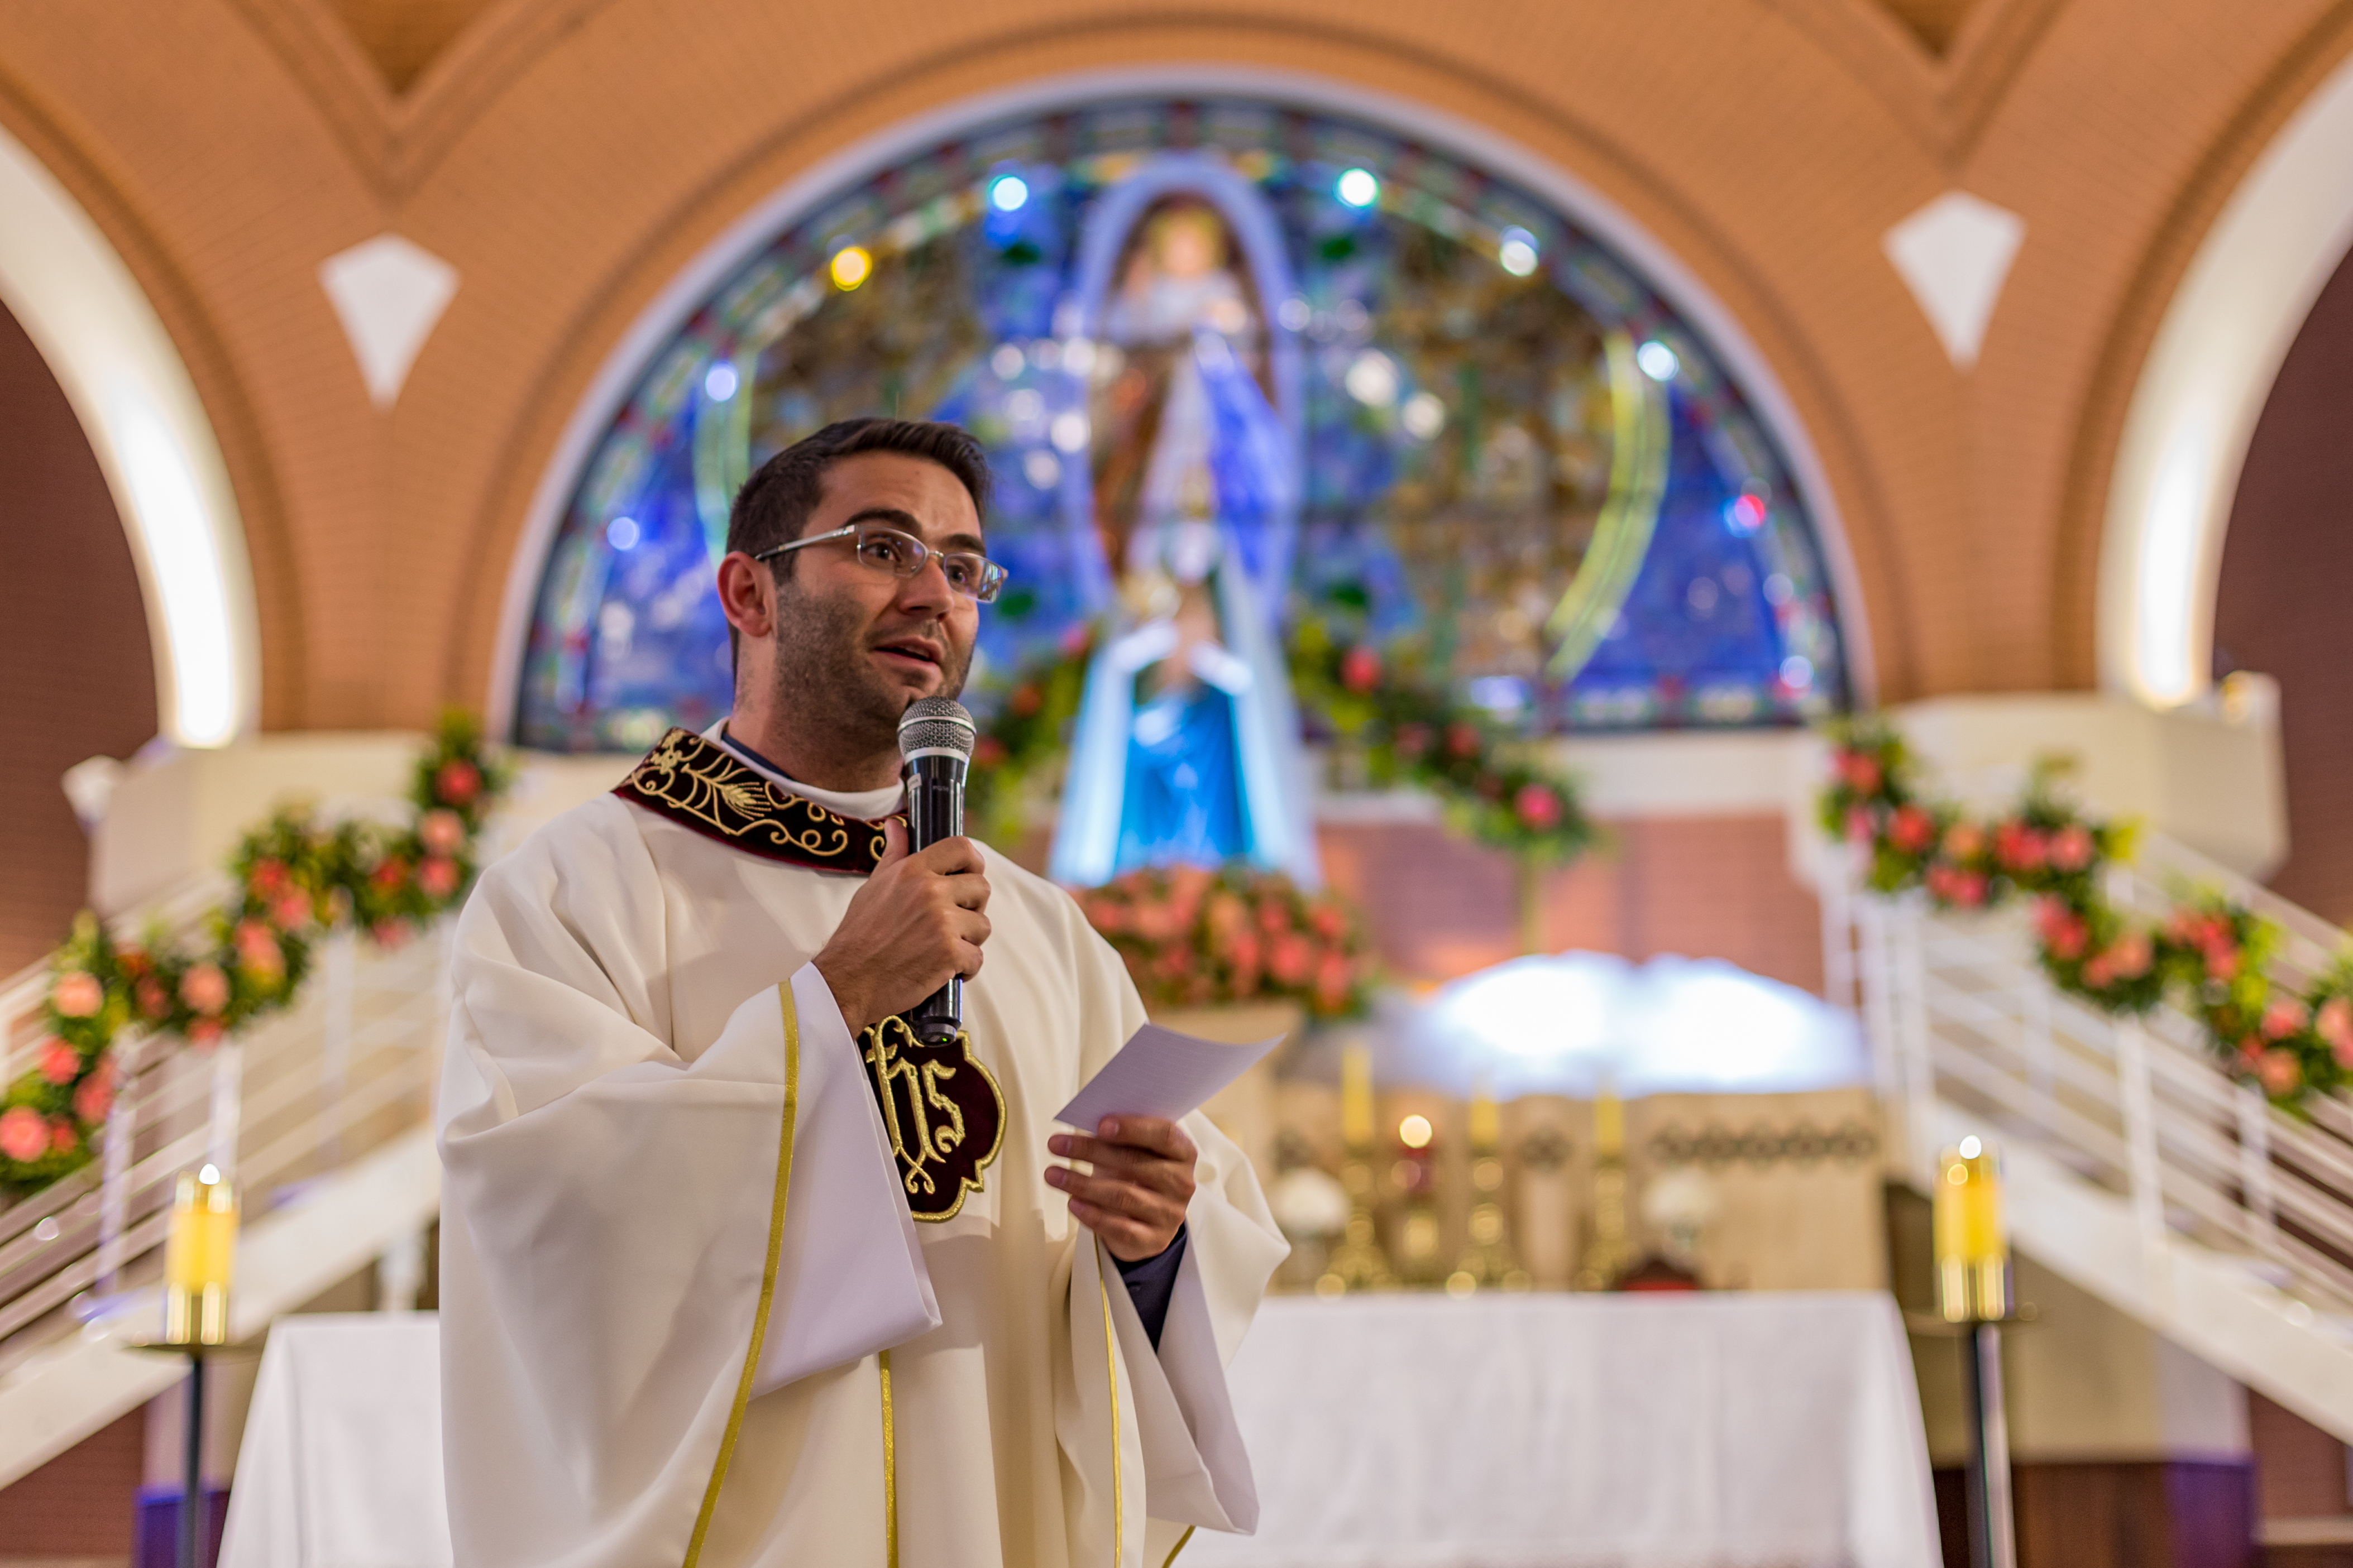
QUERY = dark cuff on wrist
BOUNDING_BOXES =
[1112,1223,1188,1349]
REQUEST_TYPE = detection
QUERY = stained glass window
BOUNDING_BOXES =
[515,98,1848,752]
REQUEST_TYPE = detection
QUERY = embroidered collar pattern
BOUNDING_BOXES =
[613,727,896,874]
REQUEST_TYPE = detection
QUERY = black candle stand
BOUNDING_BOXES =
[125,1340,257,1568]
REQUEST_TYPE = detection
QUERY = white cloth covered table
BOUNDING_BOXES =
[218,1313,451,1568]
[1186,1292,1940,1568]
[216,1296,1936,1568]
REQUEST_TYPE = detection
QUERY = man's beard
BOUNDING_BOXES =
[766,577,970,756]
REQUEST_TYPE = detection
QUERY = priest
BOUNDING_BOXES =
[436,418,1285,1568]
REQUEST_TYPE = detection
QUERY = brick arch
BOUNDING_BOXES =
[0,10,367,731]
[2048,1,2353,692]
[0,111,262,747]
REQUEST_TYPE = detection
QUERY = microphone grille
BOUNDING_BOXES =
[898,697,976,760]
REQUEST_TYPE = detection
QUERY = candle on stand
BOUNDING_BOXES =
[1934,1136,2010,1321]
[1937,1135,2021,1568]
[1340,1039,1375,1150]
[163,1163,237,1346]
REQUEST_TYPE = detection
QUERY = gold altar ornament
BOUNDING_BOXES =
[163,1163,237,1345]
[1935,1137,2011,1322]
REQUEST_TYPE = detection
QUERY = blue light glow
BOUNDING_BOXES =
[1498,227,1539,277]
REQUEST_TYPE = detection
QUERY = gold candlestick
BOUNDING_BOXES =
[1576,1080,1633,1291]
[1318,1040,1394,1294]
[162,1163,237,1346]
[1390,1113,1447,1287]
[1450,1077,1529,1294]
[1339,1040,1374,1149]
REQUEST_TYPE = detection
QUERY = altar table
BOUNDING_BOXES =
[219,1293,1938,1568]
[1186,1292,1941,1568]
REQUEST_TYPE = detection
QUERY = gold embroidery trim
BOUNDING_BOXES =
[860,1019,1007,1223]
[1101,1271,1123,1566]
[879,1348,899,1568]
[619,728,893,869]
[682,983,800,1567]
[1161,1526,1197,1567]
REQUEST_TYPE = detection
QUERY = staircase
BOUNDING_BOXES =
[1826,829,2353,1442]
[0,875,450,1488]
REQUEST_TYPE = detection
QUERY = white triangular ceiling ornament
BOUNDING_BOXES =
[319,233,459,408]
[1881,191,2025,370]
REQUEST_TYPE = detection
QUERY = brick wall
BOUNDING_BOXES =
[1319,814,1821,990]
[0,1409,142,1559]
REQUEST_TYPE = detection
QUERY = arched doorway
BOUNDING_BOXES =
[0,302,157,971]
[0,119,257,755]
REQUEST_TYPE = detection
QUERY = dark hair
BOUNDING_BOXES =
[726,417,993,564]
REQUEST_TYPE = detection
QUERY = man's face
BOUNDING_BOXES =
[762,452,983,746]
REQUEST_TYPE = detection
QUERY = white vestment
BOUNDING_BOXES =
[436,731,1285,1568]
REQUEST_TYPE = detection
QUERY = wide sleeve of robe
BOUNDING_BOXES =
[434,798,937,1568]
[1044,881,1289,1567]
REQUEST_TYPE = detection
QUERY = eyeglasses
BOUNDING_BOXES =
[754,524,1009,605]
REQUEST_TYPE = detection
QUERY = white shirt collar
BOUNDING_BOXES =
[704,720,905,822]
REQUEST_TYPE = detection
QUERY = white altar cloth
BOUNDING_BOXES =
[1187,1292,1940,1568]
[214,1295,1936,1568]
[218,1313,451,1568]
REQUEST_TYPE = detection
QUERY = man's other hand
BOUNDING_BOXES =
[1046,1116,1198,1262]
[815,818,990,1031]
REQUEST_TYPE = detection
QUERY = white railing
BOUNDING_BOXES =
[1830,831,2353,1316]
[0,887,452,1380]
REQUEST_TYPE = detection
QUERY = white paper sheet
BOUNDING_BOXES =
[1054,1023,1283,1130]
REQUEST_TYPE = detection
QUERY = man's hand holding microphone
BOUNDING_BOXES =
[813,696,1193,1262]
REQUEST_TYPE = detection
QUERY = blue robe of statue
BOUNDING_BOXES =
[1118,681,1248,869]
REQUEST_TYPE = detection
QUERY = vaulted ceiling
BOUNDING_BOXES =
[1878,0,1981,54]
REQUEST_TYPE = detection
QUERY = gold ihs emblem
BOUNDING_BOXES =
[858,1017,1006,1222]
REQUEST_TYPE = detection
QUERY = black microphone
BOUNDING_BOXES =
[898,697,977,1044]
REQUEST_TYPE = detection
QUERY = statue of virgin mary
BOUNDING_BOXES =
[1048,193,1321,889]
